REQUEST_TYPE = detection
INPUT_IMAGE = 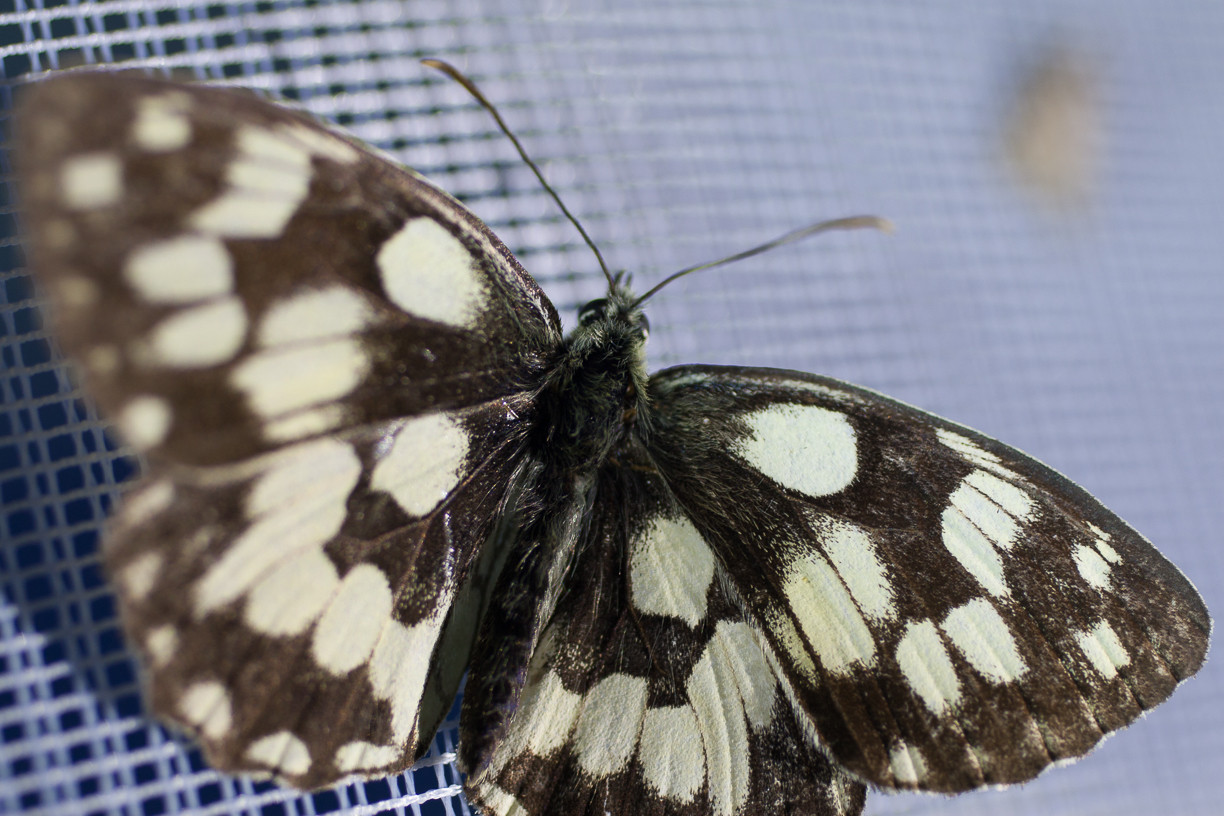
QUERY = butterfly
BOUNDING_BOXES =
[14,69,1209,816]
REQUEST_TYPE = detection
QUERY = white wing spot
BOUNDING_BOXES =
[86,345,120,377]
[687,636,750,816]
[377,218,486,328]
[60,152,122,209]
[711,620,777,729]
[483,668,580,773]
[1087,522,1122,562]
[783,547,876,675]
[247,438,357,514]
[282,122,360,164]
[1095,538,1121,564]
[896,619,961,714]
[639,706,705,802]
[942,598,1027,683]
[145,625,178,665]
[264,405,345,443]
[515,671,583,757]
[146,297,247,368]
[475,784,528,816]
[124,236,233,303]
[132,93,192,152]
[55,275,99,310]
[179,681,232,739]
[195,439,360,615]
[370,413,468,518]
[735,403,857,497]
[232,338,368,420]
[810,514,896,621]
[244,548,339,635]
[335,741,400,773]
[258,286,373,347]
[952,470,1034,552]
[889,741,928,785]
[117,480,175,529]
[191,125,314,238]
[573,673,648,778]
[936,428,1017,478]
[312,564,394,674]
[1073,544,1113,590]
[368,610,449,748]
[630,515,716,627]
[965,469,1035,524]
[121,552,163,601]
[762,604,820,682]
[941,468,1036,597]
[245,730,311,776]
[940,504,1007,596]
[117,395,173,450]
[1075,620,1130,680]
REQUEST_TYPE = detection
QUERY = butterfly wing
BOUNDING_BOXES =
[17,73,561,788]
[18,72,560,465]
[644,365,1210,793]
[465,457,867,816]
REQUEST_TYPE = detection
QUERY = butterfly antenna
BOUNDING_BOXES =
[422,59,616,289]
[632,215,893,307]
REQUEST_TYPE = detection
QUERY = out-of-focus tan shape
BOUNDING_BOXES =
[1003,49,1101,209]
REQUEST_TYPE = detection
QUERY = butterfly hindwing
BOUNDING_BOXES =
[17,72,560,788]
[645,365,1211,792]
[467,459,867,816]
[104,396,537,787]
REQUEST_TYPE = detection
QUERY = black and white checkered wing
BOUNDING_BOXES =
[17,73,561,788]
[646,366,1210,793]
[466,460,867,816]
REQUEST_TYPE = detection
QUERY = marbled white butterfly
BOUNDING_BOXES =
[15,69,1209,816]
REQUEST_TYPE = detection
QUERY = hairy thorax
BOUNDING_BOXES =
[536,291,650,477]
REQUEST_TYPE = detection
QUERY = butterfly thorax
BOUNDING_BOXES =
[536,286,650,475]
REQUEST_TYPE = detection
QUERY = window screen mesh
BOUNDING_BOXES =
[1,2,1220,815]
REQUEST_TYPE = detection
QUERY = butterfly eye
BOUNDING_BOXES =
[638,313,650,340]
[578,298,608,326]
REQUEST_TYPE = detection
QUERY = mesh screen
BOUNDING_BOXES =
[1,2,1220,815]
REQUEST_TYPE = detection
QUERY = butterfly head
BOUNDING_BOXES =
[576,290,649,343]
[571,280,650,363]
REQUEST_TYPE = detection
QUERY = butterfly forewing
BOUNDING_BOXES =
[646,365,1211,792]
[467,460,867,816]
[17,73,558,788]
